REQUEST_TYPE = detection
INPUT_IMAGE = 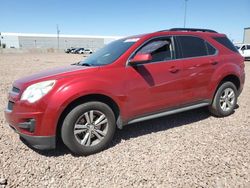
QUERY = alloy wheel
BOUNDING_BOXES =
[219,88,235,112]
[73,110,108,146]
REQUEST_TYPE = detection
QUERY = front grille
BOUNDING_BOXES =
[12,87,20,93]
[7,101,14,111]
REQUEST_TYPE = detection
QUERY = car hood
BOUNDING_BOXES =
[14,65,98,89]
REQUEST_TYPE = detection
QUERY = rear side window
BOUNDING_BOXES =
[205,42,217,55]
[177,36,213,58]
[213,37,238,52]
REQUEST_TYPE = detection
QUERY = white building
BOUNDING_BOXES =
[0,32,122,50]
[244,27,250,43]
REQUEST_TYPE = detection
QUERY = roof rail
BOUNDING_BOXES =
[159,28,217,33]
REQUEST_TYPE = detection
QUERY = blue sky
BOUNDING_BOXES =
[0,0,249,42]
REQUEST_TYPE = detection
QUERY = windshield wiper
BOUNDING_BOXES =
[80,63,91,66]
[72,62,91,66]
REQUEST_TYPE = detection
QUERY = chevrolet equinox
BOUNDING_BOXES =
[5,28,245,155]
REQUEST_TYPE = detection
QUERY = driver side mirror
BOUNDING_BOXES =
[129,53,152,65]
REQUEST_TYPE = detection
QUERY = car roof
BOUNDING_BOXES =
[126,28,225,40]
[155,28,225,37]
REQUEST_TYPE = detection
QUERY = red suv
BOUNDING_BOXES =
[5,28,245,155]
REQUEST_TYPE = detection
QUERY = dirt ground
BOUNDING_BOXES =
[0,53,249,187]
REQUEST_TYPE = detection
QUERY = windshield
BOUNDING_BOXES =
[78,38,138,66]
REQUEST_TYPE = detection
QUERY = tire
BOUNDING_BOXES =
[209,81,238,117]
[61,102,116,156]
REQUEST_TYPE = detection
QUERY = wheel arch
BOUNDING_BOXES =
[56,94,120,144]
[218,74,240,91]
[211,74,241,102]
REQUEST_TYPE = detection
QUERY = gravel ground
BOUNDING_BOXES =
[0,53,249,188]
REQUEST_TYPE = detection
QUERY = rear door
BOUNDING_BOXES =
[125,36,185,119]
[175,35,218,104]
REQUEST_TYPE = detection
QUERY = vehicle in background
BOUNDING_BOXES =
[82,49,93,54]
[65,48,93,54]
[65,47,76,53]
[73,48,84,54]
[75,48,93,54]
[235,44,250,60]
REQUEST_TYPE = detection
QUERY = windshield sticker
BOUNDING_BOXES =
[124,38,140,43]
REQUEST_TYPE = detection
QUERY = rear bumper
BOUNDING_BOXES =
[9,124,56,150]
[239,70,245,95]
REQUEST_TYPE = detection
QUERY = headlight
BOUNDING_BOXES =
[21,80,56,103]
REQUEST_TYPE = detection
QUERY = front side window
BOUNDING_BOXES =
[133,38,174,63]
[246,45,250,50]
[177,36,212,58]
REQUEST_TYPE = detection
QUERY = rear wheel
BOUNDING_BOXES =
[209,82,238,117]
[61,102,116,156]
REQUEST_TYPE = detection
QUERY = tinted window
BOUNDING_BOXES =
[177,36,208,58]
[213,37,238,52]
[135,38,174,62]
[247,45,250,50]
[205,42,217,55]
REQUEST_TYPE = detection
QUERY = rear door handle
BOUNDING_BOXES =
[211,61,218,65]
[169,66,179,73]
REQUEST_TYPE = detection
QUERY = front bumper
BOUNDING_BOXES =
[9,124,56,150]
[4,96,57,150]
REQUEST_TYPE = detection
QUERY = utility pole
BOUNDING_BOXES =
[57,25,60,50]
[184,0,188,28]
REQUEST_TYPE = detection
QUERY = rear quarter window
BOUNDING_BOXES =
[213,37,238,53]
[205,42,217,55]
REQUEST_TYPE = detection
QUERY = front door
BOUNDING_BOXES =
[125,36,184,119]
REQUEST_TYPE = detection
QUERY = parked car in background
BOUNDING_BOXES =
[5,28,245,156]
[75,48,93,54]
[235,44,250,60]
[65,48,93,54]
[82,49,93,54]
[65,47,76,53]
[74,48,85,54]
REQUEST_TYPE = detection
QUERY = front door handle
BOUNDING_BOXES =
[169,66,179,73]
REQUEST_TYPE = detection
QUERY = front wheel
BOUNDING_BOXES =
[209,82,238,117]
[61,102,116,156]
